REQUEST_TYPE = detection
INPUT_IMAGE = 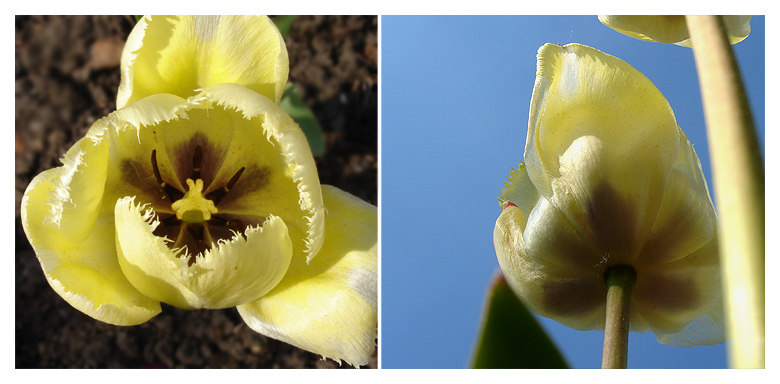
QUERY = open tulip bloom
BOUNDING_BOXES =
[21,15,377,368]
[494,43,725,355]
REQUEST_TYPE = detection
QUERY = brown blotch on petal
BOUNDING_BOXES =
[636,201,712,267]
[539,275,604,319]
[241,165,271,191]
[191,145,203,180]
[171,133,227,189]
[209,165,271,208]
[635,273,697,312]
[120,157,181,210]
[586,182,639,262]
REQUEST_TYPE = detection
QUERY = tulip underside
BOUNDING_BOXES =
[495,43,725,348]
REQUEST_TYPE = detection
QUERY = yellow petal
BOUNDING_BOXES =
[631,128,722,343]
[498,162,540,214]
[656,296,726,347]
[30,125,109,244]
[499,163,603,270]
[633,237,722,339]
[118,15,288,108]
[115,197,292,309]
[598,15,751,47]
[21,139,161,325]
[494,193,605,331]
[636,127,718,266]
[205,83,326,262]
[526,43,680,263]
[237,185,377,367]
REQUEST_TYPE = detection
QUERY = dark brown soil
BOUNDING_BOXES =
[15,15,377,369]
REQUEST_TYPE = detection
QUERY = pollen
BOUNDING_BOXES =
[171,178,218,223]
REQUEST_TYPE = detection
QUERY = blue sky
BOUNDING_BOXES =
[380,16,765,369]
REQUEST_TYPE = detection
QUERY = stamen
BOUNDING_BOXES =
[226,167,245,191]
[151,149,184,202]
[207,167,246,206]
[151,150,165,187]
[192,146,203,180]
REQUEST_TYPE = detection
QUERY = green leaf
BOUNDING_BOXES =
[281,83,325,156]
[470,272,569,369]
[272,15,297,38]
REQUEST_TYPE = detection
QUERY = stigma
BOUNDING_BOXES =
[171,178,218,223]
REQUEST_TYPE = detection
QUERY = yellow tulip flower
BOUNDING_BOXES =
[598,15,751,47]
[21,15,376,368]
[494,43,724,347]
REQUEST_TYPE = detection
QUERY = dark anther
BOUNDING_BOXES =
[192,145,203,180]
[151,150,164,186]
[151,149,184,202]
[207,167,246,206]
[225,167,245,191]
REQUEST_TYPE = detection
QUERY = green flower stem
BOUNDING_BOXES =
[686,15,765,369]
[601,265,636,369]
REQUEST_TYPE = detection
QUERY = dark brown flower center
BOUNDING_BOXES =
[150,145,255,266]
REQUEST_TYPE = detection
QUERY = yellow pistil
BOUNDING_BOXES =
[171,178,218,223]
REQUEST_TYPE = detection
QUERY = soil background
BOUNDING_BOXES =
[15,15,377,369]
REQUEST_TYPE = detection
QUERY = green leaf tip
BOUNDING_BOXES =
[281,83,325,157]
[272,15,297,38]
[470,271,568,369]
